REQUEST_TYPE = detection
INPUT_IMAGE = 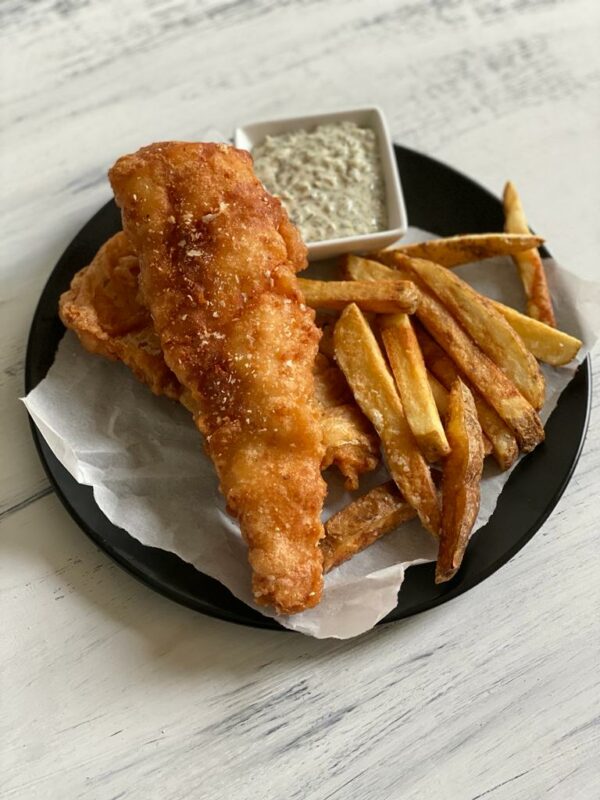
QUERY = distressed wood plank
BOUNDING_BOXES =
[1,1,599,798]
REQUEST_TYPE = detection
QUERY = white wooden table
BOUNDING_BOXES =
[2,2,599,797]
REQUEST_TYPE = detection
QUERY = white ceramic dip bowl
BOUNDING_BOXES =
[234,107,407,261]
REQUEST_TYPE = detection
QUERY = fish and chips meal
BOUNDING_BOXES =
[58,131,583,616]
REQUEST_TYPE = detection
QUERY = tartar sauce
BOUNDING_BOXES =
[252,121,387,242]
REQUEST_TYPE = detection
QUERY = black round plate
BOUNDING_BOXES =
[25,145,591,630]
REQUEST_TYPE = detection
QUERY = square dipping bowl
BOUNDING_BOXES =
[234,107,407,261]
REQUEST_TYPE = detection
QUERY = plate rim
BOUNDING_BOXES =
[24,143,592,633]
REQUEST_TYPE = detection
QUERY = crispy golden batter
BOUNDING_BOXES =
[108,142,326,615]
[313,353,379,490]
[60,238,378,498]
[58,232,184,403]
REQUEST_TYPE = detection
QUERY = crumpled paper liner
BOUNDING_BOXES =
[22,229,598,638]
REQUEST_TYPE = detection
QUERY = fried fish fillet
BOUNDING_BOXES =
[313,353,379,490]
[59,232,185,404]
[60,232,379,494]
[106,142,326,614]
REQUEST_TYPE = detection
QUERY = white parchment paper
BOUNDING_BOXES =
[22,230,599,638]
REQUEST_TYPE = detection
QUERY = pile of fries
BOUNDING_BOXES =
[304,183,582,583]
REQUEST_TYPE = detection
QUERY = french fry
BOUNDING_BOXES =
[298,278,419,313]
[334,303,440,534]
[386,254,546,410]
[372,232,544,268]
[491,299,581,365]
[436,379,485,583]
[322,481,416,571]
[344,256,544,452]
[379,313,450,462]
[426,371,449,417]
[426,371,493,456]
[503,181,556,327]
[343,254,398,283]
[344,255,580,366]
[418,327,518,469]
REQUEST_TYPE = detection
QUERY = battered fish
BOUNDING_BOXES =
[59,232,380,491]
[58,232,184,404]
[108,142,327,614]
[313,354,380,490]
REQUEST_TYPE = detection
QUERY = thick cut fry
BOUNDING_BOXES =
[418,327,518,469]
[427,372,493,456]
[372,232,544,268]
[344,255,544,452]
[322,482,416,571]
[344,254,580,366]
[491,299,581,365]
[427,371,449,417]
[379,314,450,462]
[436,380,484,583]
[334,304,440,534]
[298,278,419,313]
[385,254,546,410]
[503,181,556,327]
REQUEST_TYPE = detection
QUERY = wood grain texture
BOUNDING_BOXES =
[1,1,599,797]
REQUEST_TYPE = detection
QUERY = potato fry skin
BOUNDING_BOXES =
[380,313,450,463]
[417,327,518,470]
[298,278,419,313]
[322,482,416,571]
[491,299,581,365]
[388,254,546,410]
[373,232,544,268]
[334,304,440,535]
[503,181,556,327]
[345,254,580,367]
[426,371,493,456]
[436,380,484,583]
[344,256,544,452]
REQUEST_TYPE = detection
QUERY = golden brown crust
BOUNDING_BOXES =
[297,278,420,314]
[404,278,543,452]
[436,380,485,583]
[334,304,440,535]
[344,253,542,453]
[109,142,326,615]
[503,181,556,327]
[379,313,450,463]
[313,353,379,490]
[58,232,183,401]
[383,254,546,411]
[323,481,415,571]
[320,405,380,491]
[416,326,519,470]
[373,232,544,268]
